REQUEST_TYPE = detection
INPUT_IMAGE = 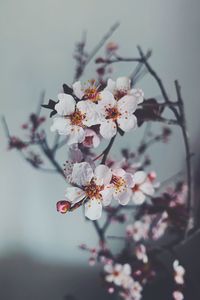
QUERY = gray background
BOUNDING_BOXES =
[0,0,200,299]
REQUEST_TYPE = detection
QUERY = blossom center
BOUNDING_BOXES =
[132,184,140,192]
[70,110,85,126]
[106,107,121,121]
[84,87,100,103]
[114,89,128,101]
[85,179,104,199]
[111,175,126,192]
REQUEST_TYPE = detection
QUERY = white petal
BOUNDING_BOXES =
[123,173,134,187]
[100,120,117,139]
[104,78,116,93]
[116,77,131,91]
[140,181,155,196]
[105,274,114,283]
[117,114,137,132]
[112,168,126,177]
[67,126,85,145]
[71,162,93,186]
[56,94,76,115]
[131,88,144,104]
[97,91,116,115]
[117,95,138,114]
[65,187,85,204]
[104,264,113,273]
[123,264,131,275]
[94,165,112,185]
[77,100,100,126]
[50,117,71,135]
[100,185,113,206]
[72,81,84,99]
[132,191,146,205]
[85,199,102,220]
[132,171,147,185]
[116,189,131,205]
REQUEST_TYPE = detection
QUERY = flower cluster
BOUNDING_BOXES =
[104,262,143,300]
[173,260,185,300]
[50,77,143,144]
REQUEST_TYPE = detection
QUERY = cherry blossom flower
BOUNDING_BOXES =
[152,211,168,240]
[104,262,132,286]
[120,281,143,300]
[131,171,155,205]
[173,290,184,300]
[97,91,138,139]
[50,93,99,144]
[135,244,148,264]
[105,76,144,104]
[82,128,100,148]
[65,162,113,220]
[173,260,185,285]
[111,168,134,205]
[73,79,109,104]
[126,220,150,242]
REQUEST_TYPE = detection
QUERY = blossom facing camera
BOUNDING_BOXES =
[56,200,71,214]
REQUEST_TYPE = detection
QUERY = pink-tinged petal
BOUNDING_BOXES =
[67,126,85,145]
[65,187,85,204]
[104,78,116,93]
[50,117,71,135]
[116,77,131,91]
[132,171,147,185]
[117,114,137,132]
[72,81,84,99]
[116,189,132,205]
[112,168,126,177]
[56,200,71,214]
[85,198,102,220]
[100,120,117,139]
[94,165,112,185]
[71,162,94,186]
[117,95,138,114]
[56,94,76,115]
[123,264,131,275]
[123,173,134,187]
[132,190,146,205]
[140,181,154,196]
[82,129,100,148]
[100,185,113,206]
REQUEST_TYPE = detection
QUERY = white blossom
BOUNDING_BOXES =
[65,162,113,220]
[173,260,185,285]
[131,171,155,205]
[50,93,99,144]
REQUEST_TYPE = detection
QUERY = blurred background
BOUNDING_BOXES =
[1,0,200,299]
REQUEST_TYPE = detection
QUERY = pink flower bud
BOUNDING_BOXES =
[56,201,71,214]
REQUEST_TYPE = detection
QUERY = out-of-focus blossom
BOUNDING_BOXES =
[152,211,168,240]
[97,91,138,139]
[106,42,119,53]
[131,171,155,205]
[135,244,148,264]
[173,290,184,300]
[126,218,150,242]
[82,128,100,148]
[65,162,113,220]
[51,93,99,144]
[104,262,131,286]
[173,260,185,285]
